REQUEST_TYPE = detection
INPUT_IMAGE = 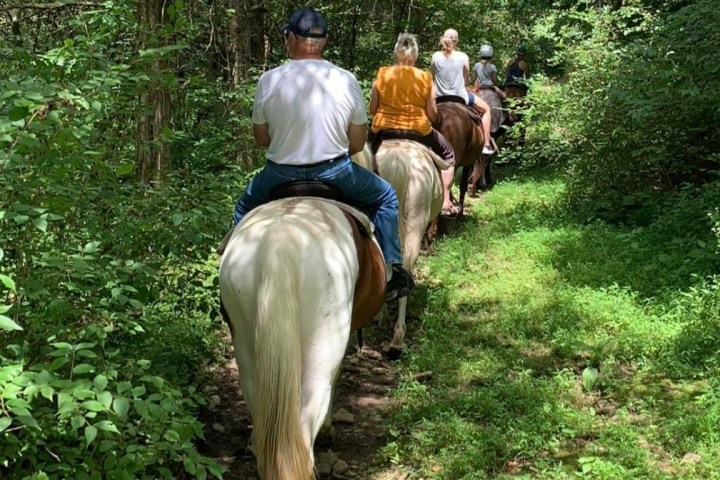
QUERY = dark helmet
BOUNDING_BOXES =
[517,44,528,54]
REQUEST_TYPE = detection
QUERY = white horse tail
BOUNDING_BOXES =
[253,240,313,480]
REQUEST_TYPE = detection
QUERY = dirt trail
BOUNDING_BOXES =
[199,329,407,480]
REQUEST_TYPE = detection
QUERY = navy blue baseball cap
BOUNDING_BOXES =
[282,7,328,38]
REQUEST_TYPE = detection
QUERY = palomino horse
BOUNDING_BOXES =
[433,101,487,217]
[375,140,446,358]
[219,196,385,480]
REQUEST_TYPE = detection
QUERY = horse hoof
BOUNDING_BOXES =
[385,347,403,361]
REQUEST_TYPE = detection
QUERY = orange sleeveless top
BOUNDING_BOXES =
[371,65,432,136]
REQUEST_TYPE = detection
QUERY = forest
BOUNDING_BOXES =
[2,0,719,478]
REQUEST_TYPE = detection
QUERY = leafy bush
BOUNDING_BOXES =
[1,325,223,480]
[524,1,720,216]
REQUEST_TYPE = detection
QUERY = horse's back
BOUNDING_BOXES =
[475,88,507,134]
[435,102,483,168]
[220,198,359,313]
[376,140,443,268]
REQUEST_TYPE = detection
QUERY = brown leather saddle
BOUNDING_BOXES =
[436,95,483,125]
[218,181,385,332]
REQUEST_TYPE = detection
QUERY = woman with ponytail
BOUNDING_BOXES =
[431,29,495,155]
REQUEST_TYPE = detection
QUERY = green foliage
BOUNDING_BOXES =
[380,164,720,478]
[1,325,223,480]
[523,1,720,215]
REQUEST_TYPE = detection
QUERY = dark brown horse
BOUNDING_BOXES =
[432,100,487,217]
[473,87,510,191]
[503,82,528,147]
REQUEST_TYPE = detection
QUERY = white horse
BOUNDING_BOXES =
[354,140,448,358]
[219,197,383,480]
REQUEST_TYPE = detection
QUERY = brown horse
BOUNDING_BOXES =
[432,101,486,217]
[503,82,528,147]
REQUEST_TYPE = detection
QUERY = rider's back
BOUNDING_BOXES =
[252,59,366,165]
[431,50,469,98]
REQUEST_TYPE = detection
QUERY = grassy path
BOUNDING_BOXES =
[377,166,720,479]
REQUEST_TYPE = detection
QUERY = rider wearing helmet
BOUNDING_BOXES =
[505,44,530,88]
[471,43,507,99]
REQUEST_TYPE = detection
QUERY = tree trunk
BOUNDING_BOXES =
[136,0,171,184]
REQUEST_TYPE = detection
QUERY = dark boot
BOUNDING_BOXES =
[385,264,415,302]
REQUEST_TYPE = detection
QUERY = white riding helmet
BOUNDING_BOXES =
[479,44,494,58]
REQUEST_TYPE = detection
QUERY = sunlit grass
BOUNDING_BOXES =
[379,165,720,479]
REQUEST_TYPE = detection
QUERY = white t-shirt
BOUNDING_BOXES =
[252,59,367,166]
[473,62,497,87]
[430,50,470,98]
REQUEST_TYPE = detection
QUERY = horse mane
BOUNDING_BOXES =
[254,238,313,480]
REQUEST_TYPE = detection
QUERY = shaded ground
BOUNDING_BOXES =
[198,327,406,480]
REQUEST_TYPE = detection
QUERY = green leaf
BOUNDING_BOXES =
[116,163,134,176]
[83,242,100,254]
[183,457,196,475]
[40,385,54,401]
[0,416,12,432]
[95,420,119,434]
[17,415,39,429]
[13,215,29,225]
[112,396,130,417]
[171,213,184,226]
[93,374,108,391]
[164,429,180,442]
[1,274,17,292]
[196,465,207,480]
[32,217,48,232]
[131,385,146,397]
[85,425,98,446]
[208,462,224,479]
[71,415,85,430]
[80,400,106,412]
[9,106,28,121]
[72,364,95,375]
[0,314,22,331]
[582,367,599,392]
[97,391,113,409]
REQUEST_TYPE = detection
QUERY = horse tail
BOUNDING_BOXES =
[253,240,313,480]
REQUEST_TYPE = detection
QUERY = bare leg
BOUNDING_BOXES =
[472,98,494,151]
[441,166,455,210]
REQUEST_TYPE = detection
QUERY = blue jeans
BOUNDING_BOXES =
[233,156,402,265]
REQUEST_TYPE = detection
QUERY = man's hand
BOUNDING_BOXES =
[348,123,367,155]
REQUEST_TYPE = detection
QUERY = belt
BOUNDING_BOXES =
[288,153,348,169]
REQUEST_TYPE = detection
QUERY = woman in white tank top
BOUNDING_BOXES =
[430,29,495,155]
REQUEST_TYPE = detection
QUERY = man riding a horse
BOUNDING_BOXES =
[231,7,413,301]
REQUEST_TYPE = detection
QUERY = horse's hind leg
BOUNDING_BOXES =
[459,166,472,217]
[316,367,341,446]
[387,297,409,360]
